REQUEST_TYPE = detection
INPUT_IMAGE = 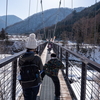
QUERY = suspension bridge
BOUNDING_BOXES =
[0,42,100,100]
[0,0,100,100]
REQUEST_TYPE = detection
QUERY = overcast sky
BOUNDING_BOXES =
[0,0,100,20]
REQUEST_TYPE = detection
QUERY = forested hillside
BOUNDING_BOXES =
[5,7,84,34]
[0,15,22,30]
[41,2,100,45]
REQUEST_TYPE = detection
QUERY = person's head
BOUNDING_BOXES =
[26,33,37,52]
[51,53,56,58]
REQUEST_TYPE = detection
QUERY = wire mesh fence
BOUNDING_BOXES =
[53,42,100,100]
[0,42,47,100]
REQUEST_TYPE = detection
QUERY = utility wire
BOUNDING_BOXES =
[2,1,9,99]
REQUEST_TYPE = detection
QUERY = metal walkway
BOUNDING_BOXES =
[20,45,72,100]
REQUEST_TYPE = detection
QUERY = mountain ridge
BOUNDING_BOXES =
[0,15,22,31]
[5,7,85,34]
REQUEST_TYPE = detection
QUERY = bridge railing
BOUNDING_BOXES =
[53,42,100,100]
[0,42,47,100]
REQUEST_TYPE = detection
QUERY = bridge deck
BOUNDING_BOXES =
[19,45,72,100]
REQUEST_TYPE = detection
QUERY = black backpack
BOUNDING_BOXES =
[19,60,40,88]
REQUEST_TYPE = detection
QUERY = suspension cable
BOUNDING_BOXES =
[5,0,8,29]
[71,0,73,41]
[36,0,39,13]
[28,0,31,31]
[53,0,62,39]
[40,0,46,40]
[94,0,97,45]
[16,0,32,53]
[35,11,59,31]
[92,0,97,61]
[5,0,9,49]
[20,0,31,46]
[28,0,31,17]
[71,0,73,10]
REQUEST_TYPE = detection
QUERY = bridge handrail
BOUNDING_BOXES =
[52,42,100,100]
[0,50,25,68]
[54,43,100,71]
[0,42,47,100]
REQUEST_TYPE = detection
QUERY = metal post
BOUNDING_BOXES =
[12,59,17,100]
[66,52,68,78]
[57,46,59,58]
[41,45,43,54]
[39,45,41,56]
[60,48,62,61]
[80,62,87,100]
[53,43,55,53]
[37,46,38,52]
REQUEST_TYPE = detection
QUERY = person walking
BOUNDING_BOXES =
[47,42,52,54]
[43,53,64,100]
[18,33,43,100]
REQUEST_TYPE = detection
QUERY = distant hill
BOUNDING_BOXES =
[0,15,22,31]
[5,7,85,34]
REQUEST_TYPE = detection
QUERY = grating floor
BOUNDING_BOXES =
[19,45,72,100]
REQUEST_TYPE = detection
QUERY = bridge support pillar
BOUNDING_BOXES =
[12,59,17,100]
[60,48,62,61]
[80,62,87,100]
[66,52,68,78]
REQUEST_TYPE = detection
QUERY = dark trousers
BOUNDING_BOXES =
[48,75,60,97]
[23,85,40,100]
[48,48,51,54]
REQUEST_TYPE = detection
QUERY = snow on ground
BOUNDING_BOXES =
[63,61,100,99]
[0,38,45,100]
[59,40,100,100]
[61,41,100,64]
[0,54,22,100]
[0,54,11,59]
[0,39,100,99]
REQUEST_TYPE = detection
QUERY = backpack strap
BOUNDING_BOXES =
[20,64,38,68]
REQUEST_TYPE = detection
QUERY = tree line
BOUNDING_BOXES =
[37,2,100,46]
[0,28,8,40]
